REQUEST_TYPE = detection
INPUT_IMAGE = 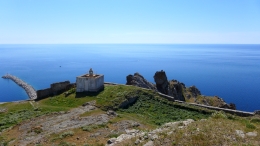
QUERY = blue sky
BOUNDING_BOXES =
[0,0,260,44]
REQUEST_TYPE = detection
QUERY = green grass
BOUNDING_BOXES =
[81,123,108,132]
[120,91,211,126]
[0,85,213,132]
[0,102,45,131]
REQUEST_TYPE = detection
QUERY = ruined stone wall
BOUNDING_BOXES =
[51,81,70,94]
[36,88,52,100]
[36,81,74,100]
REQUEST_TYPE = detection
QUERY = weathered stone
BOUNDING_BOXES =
[246,132,257,137]
[149,134,158,140]
[125,129,139,134]
[220,102,236,110]
[235,130,245,138]
[168,80,185,101]
[154,70,169,94]
[131,122,140,128]
[3,74,37,100]
[0,108,7,113]
[107,110,117,116]
[126,73,157,90]
[107,138,117,144]
[187,85,201,96]
[182,119,194,126]
[163,121,180,128]
[135,139,140,145]
[254,110,260,115]
[143,141,154,146]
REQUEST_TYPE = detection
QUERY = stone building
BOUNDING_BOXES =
[76,68,104,92]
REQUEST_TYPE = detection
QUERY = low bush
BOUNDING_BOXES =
[211,111,227,119]
[59,131,74,139]
[246,123,256,129]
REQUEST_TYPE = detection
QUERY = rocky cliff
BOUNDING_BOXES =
[126,73,157,90]
[126,70,236,110]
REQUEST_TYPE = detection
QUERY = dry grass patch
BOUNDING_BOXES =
[167,117,260,146]
[80,108,105,117]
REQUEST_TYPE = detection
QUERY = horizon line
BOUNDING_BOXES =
[0,43,260,45]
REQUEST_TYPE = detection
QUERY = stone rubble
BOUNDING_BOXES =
[106,119,194,146]
[2,74,37,100]
[235,130,258,138]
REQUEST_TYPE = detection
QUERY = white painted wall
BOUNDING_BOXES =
[76,75,104,92]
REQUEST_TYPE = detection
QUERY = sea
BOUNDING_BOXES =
[0,44,259,112]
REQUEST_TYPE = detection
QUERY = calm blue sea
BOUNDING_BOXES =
[0,44,259,112]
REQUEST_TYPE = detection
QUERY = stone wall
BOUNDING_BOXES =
[36,81,74,100]
[51,81,71,94]
[36,88,52,100]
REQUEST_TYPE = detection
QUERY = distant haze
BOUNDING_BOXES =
[0,0,260,44]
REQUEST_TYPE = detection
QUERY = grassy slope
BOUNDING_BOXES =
[0,85,259,145]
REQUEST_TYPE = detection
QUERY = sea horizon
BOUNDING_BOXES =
[1,44,260,112]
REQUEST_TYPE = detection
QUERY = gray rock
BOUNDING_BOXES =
[183,119,194,126]
[143,141,154,146]
[126,73,157,90]
[246,132,257,137]
[107,110,117,116]
[149,134,158,140]
[154,70,168,94]
[254,110,260,115]
[131,122,140,127]
[107,138,117,144]
[236,130,245,138]
[125,129,139,134]
[135,139,140,145]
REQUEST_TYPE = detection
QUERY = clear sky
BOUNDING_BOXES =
[0,0,260,44]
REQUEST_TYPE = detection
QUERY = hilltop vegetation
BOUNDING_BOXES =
[0,85,259,145]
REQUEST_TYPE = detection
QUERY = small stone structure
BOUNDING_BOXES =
[76,68,104,92]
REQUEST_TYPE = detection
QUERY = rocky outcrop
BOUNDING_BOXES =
[153,71,186,101]
[187,86,201,97]
[153,70,169,94]
[126,73,157,90]
[168,80,186,101]
[106,119,195,146]
[254,110,260,115]
[126,70,236,110]
[220,102,236,110]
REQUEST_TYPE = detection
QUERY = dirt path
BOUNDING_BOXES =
[9,103,110,146]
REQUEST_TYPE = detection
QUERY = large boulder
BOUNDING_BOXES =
[153,70,170,95]
[126,73,157,90]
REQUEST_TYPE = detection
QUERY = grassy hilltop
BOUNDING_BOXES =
[0,85,259,146]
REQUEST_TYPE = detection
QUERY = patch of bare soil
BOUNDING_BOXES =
[6,103,110,146]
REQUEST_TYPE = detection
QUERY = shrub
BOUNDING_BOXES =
[82,123,107,132]
[59,131,74,139]
[250,118,260,124]
[246,123,256,129]
[58,141,76,146]
[211,111,227,119]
